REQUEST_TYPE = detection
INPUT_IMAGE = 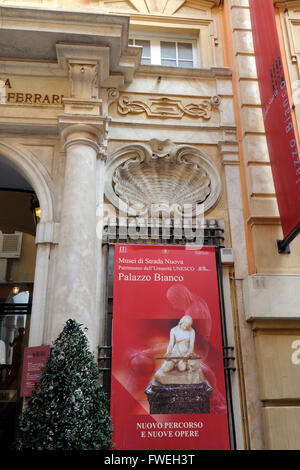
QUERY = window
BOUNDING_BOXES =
[129,39,151,65]
[129,37,198,68]
[160,41,193,68]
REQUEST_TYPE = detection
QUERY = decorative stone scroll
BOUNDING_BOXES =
[105,140,222,216]
[117,95,220,120]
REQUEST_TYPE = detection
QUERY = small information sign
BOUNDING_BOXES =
[20,345,50,397]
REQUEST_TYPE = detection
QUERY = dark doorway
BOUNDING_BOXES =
[0,154,38,449]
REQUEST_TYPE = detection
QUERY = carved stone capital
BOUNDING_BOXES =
[58,115,110,158]
[107,88,120,106]
[218,141,239,165]
[98,144,108,161]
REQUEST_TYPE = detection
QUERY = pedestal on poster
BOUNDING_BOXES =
[145,379,213,414]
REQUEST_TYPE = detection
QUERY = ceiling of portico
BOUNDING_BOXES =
[0,155,33,192]
[0,0,221,16]
[98,0,220,16]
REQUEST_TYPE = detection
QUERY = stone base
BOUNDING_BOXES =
[144,379,213,415]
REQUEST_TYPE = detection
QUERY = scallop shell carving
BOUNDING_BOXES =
[112,156,211,215]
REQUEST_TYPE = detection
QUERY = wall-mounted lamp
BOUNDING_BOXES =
[30,195,41,226]
[12,286,20,296]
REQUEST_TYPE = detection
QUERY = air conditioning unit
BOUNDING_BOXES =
[0,232,23,258]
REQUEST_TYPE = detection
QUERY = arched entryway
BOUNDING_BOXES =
[0,142,54,449]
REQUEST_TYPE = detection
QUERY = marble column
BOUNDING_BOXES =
[50,51,112,353]
[51,122,103,353]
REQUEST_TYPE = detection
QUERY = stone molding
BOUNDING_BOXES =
[279,6,300,72]
[219,141,239,165]
[243,274,300,321]
[35,221,60,245]
[274,0,300,7]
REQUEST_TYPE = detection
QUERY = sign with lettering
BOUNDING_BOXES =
[110,244,230,450]
[20,345,50,397]
[249,0,300,244]
[0,77,67,105]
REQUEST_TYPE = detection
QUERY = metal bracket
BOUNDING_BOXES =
[277,224,300,254]
[223,346,236,372]
[277,239,291,254]
[98,345,112,372]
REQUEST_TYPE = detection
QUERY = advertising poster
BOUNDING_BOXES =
[111,244,230,450]
[249,0,300,241]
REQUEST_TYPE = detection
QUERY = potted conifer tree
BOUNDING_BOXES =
[15,319,112,450]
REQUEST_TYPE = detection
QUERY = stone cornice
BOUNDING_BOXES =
[0,5,141,84]
[247,216,281,228]
[136,65,232,79]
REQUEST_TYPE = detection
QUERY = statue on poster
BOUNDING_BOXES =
[118,283,226,415]
[145,311,213,414]
[154,315,205,385]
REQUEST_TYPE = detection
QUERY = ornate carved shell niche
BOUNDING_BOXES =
[105,140,222,217]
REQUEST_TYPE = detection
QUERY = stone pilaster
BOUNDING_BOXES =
[29,222,59,347]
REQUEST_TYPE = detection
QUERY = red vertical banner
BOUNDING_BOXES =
[249,0,300,241]
[111,245,230,450]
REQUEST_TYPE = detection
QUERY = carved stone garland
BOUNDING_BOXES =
[105,140,222,217]
[117,95,221,120]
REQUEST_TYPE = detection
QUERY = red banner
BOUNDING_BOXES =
[20,345,50,397]
[249,0,300,240]
[111,244,230,450]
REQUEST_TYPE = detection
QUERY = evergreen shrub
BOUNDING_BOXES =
[15,319,112,450]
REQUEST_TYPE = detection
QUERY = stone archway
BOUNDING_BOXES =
[0,141,54,223]
[0,141,56,449]
[0,140,55,347]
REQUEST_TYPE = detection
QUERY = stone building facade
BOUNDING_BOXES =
[0,0,300,450]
